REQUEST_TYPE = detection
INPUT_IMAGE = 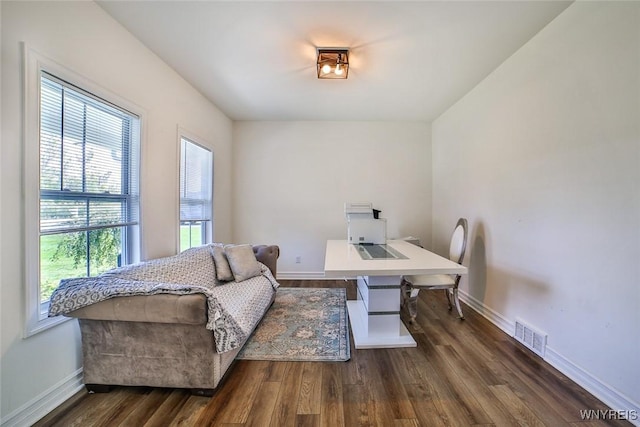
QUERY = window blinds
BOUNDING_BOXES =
[180,138,212,223]
[39,73,140,235]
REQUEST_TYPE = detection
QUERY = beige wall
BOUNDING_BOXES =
[232,121,432,276]
[432,1,639,411]
[0,1,232,423]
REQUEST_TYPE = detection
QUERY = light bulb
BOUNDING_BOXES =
[335,64,343,76]
[322,64,332,74]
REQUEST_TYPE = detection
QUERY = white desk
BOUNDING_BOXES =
[324,239,467,349]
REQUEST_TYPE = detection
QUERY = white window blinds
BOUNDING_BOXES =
[39,73,140,235]
[180,137,213,224]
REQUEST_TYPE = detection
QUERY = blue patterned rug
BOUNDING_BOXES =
[236,287,350,362]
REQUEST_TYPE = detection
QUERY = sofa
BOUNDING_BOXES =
[49,244,280,396]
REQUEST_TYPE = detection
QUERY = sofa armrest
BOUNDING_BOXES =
[67,293,208,324]
[253,245,279,278]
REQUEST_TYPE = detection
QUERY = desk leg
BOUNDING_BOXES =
[347,276,416,349]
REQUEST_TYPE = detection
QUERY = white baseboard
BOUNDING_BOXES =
[459,291,640,426]
[544,347,640,426]
[1,368,83,427]
[458,290,514,336]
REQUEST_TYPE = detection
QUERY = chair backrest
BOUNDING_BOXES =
[448,218,468,264]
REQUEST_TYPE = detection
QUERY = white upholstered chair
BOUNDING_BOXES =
[401,218,468,321]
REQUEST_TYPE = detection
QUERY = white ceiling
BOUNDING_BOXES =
[98,1,572,122]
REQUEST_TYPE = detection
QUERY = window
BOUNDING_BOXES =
[27,67,140,332]
[179,137,213,251]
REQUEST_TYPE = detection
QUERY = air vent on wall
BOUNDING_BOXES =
[514,319,547,358]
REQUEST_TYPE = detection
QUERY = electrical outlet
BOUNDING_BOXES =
[295,256,302,264]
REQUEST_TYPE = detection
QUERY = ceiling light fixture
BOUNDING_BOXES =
[317,48,349,79]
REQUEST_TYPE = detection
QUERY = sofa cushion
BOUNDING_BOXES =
[225,244,262,282]
[211,245,234,282]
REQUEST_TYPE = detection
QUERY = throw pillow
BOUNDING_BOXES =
[210,245,234,282]
[224,244,262,282]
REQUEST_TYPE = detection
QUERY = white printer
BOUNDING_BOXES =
[344,202,387,245]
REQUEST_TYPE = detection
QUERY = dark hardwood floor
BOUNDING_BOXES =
[34,280,628,426]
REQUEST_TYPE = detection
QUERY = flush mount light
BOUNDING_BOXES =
[317,48,349,79]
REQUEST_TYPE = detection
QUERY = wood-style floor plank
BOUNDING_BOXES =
[118,388,174,426]
[33,280,631,427]
[489,384,546,427]
[270,362,305,426]
[404,382,448,427]
[297,362,323,415]
[167,395,210,427]
[319,362,345,427]
[143,390,192,427]
[374,349,417,420]
[342,384,374,427]
[243,381,280,427]
[432,344,518,426]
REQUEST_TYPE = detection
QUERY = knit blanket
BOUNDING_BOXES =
[48,245,279,353]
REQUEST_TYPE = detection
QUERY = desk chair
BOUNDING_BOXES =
[401,218,468,321]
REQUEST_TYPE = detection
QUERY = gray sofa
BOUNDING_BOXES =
[59,244,280,396]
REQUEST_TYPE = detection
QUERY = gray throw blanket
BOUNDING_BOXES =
[48,245,279,353]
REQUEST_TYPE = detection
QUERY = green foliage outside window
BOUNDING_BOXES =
[40,228,122,302]
[52,228,121,271]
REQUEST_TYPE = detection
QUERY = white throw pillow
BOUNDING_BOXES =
[224,244,262,282]
[210,245,234,282]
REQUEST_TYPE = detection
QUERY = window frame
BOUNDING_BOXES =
[177,129,213,252]
[23,45,144,336]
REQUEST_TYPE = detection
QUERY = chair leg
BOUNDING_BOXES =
[400,280,409,308]
[445,289,453,311]
[406,294,418,323]
[401,280,420,323]
[452,288,464,319]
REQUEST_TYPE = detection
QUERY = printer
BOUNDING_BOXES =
[344,202,387,245]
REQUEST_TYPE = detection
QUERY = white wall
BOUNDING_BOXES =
[432,1,639,414]
[0,1,232,424]
[232,121,431,276]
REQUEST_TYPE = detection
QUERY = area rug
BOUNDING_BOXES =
[236,287,350,362]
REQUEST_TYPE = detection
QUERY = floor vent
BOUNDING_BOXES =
[514,319,547,358]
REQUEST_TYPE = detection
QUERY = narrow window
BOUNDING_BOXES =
[179,137,213,251]
[38,72,140,317]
